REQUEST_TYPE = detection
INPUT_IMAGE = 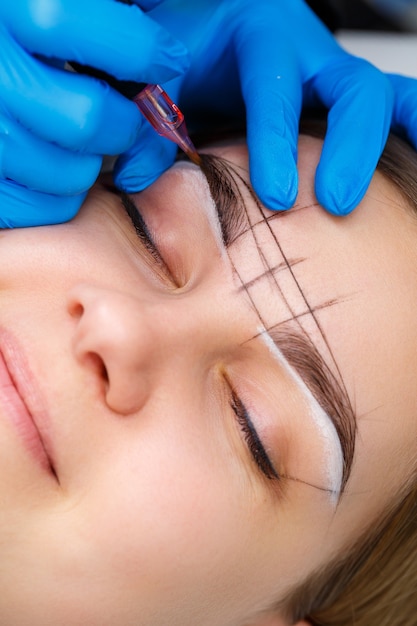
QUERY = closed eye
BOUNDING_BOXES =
[120,192,179,287]
[230,389,279,481]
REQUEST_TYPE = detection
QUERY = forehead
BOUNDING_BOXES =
[202,135,417,362]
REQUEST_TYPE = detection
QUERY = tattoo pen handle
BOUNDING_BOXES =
[68,60,200,165]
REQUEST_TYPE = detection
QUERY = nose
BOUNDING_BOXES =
[68,283,217,415]
[69,284,179,415]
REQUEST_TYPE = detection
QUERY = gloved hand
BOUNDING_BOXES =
[115,0,416,216]
[0,0,189,227]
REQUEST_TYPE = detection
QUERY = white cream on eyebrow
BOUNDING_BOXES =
[172,161,228,258]
[259,329,344,503]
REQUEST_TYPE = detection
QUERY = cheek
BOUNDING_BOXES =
[65,406,258,595]
[55,382,296,624]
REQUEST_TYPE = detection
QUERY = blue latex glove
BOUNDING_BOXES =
[115,0,417,216]
[0,0,189,227]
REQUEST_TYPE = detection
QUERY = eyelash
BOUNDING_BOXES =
[230,390,278,481]
[121,193,174,282]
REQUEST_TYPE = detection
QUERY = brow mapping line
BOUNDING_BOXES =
[218,199,321,246]
[266,201,322,219]
[243,299,344,345]
[229,255,269,331]
[237,258,306,292]
[237,172,351,404]
[227,166,303,338]
[234,201,322,238]
[213,160,339,381]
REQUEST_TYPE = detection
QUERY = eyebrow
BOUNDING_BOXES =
[199,153,356,494]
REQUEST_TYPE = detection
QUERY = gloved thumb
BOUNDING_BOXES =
[113,121,178,192]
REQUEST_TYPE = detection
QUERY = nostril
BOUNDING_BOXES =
[100,360,109,384]
[68,300,84,319]
[68,284,151,414]
[84,351,109,386]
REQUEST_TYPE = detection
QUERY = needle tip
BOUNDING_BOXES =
[188,151,202,166]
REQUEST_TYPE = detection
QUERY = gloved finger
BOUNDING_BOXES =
[312,57,394,215]
[3,0,189,84]
[0,113,102,195]
[0,31,141,155]
[114,120,178,192]
[387,74,417,148]
[234,17,302,211]
[0,179,86,228]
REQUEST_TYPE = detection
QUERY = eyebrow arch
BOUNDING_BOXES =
[198,153,356,495]
[269,327,356,494]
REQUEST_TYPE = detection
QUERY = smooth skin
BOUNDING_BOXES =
[1,136,417,625]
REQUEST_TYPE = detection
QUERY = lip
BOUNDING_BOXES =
[0,330,57,478]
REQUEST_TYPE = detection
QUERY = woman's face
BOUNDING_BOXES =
[1,136,417,626]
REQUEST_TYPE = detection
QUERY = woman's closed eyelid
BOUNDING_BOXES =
[230,388,279,481]
[120,192,179,287]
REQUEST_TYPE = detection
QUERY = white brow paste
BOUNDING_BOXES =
[173,162,228,258]
[259,329,344,503]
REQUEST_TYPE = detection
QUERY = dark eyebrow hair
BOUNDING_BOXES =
[198,153,356,495]
[199,153,249,247]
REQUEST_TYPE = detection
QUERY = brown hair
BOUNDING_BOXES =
[281,128,417,625]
